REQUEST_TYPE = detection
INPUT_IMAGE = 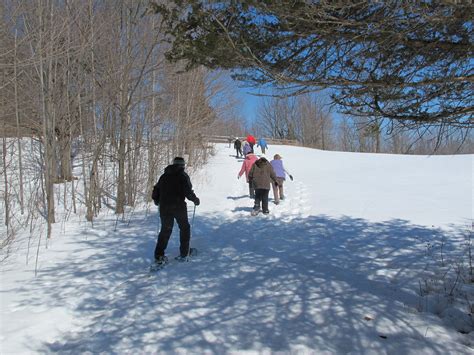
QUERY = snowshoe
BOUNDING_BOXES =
[251,209,261,216]
[174,247,198,262]
[150,255,168,272]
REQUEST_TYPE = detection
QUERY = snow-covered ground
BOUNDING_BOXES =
[1,143,473,354]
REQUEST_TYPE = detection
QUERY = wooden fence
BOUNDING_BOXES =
[207,135,300,146]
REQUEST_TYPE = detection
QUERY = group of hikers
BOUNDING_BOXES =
[233,134,269,157]
[234,135,293,216]
[151,135,292,264]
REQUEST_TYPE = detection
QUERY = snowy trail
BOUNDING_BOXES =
[1,144,472,354]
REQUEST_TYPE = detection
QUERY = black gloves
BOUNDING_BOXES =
[153,200,159,206]
[194,197,200,206]
[289,175,293,181]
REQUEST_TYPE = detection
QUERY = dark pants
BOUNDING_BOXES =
[154,207,190,258]
[254,189,269,213]
[248,182,255,198]
[235,147,242,157]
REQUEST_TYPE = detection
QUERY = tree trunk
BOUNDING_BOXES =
[38,2,56,231]
[13,30,24,215]
[2,131,10,232]
[116,106,128,214]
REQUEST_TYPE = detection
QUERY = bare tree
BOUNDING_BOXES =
[2,134,10,236]
[0,0,238,253]
[296,94,334,150]
[335,117,358,152]
[159,63,217,163]
[258,96,298,140]
[36,0,58,233]
[13,30,25,215]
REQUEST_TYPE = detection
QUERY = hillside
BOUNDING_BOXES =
[1,143,473,354]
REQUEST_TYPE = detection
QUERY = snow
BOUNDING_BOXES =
[1,143,473,354]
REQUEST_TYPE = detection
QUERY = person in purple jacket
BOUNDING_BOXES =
[270,154,293,204]
[242,141,252,155]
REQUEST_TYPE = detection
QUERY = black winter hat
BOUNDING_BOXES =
[173,157,186,165]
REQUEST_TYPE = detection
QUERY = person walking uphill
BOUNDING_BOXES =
[152,157,200,265]
[257,137,268,154]
[238,152,258,198]
[242,140,252,156]
[246,134,256,152]
[234,138,242,158]
[270,154,293,205]
[248,157,278,215]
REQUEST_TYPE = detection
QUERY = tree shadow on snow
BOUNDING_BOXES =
[15,210,469,354]
[226,195,250,201]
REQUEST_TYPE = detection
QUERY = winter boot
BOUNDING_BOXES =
[174,247,198,262]
[175,255,189,262]
[154,255,168,265]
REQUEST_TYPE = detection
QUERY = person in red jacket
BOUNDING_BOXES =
[246,134,256,152]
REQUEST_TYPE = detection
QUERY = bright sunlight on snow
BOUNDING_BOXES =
[1,143,473,354]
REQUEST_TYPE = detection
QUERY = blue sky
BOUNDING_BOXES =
[237,86,262,125]
[236,83,342,128]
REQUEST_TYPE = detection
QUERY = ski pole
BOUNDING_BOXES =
[188,204,196,257]
[191,204,196,231]
[157,206,160,235]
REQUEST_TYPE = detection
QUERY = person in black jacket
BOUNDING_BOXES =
[152,157,200,264]
[234,138,242,158]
